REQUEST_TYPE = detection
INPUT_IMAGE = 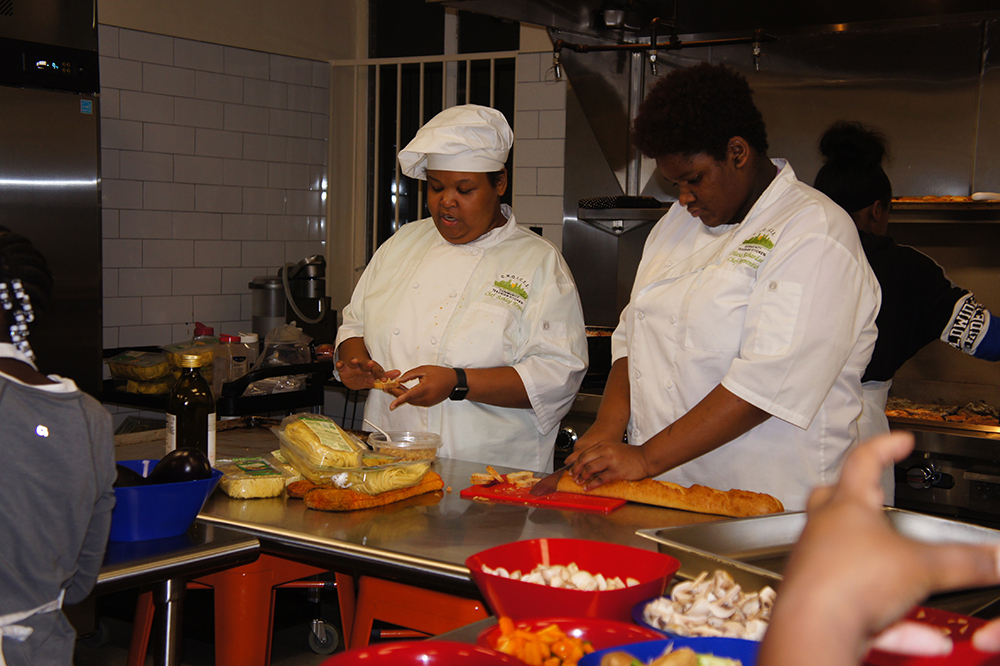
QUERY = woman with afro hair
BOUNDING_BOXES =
[565,63,881,511]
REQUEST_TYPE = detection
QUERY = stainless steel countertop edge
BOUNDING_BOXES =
[196,514,475,588]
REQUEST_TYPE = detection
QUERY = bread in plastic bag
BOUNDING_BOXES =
[106,350,171,381]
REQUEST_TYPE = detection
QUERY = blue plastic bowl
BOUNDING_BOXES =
[109,459,222,542]
[580,636,760,666]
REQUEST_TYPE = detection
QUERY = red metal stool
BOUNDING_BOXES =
[348,575,490,649]
[127,554,355,666]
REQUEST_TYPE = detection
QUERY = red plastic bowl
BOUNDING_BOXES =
[478,617,664,654]
[320,640,520,665]
[465,538,680,622]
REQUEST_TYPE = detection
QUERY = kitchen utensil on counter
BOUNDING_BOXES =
[364,419,391,440]
[460,481,625,513]
[530,463,570,496]
[465,538,680,622]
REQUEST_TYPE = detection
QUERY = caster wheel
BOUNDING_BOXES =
[80,617,111,649]
[308,621,340,655]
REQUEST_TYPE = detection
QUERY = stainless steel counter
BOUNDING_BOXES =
[198,455,726,595]
[119,426,724,596]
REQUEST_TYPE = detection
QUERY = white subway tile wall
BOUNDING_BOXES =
[512,52,567,251]
[99,25,329,352]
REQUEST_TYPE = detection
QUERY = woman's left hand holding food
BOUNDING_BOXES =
[389,365,457,408]
[390,366,531,410]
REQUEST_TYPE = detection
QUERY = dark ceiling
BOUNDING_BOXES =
[435,0,1000,39]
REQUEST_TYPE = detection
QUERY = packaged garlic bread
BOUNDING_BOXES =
[217,457,292,498]
[274,414,365,482]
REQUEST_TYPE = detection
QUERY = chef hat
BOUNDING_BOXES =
[398,104,513,180]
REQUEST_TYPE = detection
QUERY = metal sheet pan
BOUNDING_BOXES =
[637,508,1000,615]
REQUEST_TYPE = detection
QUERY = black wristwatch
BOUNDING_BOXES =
[449,367,469,401]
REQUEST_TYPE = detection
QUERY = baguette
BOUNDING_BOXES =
[556,476,783,518]
[302,471,444,512]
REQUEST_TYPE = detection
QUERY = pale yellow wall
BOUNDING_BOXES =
[97,0,365,60]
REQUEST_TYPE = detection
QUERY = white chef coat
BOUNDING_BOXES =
[336,205,587,472]
[613,160,880,511]
[860,379,896,505]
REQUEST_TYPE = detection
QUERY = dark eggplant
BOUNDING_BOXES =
[113,463,148,487]
[145,448,213,485]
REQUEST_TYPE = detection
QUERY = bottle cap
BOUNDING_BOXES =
[193,322,214,337]
[219,334,239,343]
[237,332,259,343]
[178,352,211,368]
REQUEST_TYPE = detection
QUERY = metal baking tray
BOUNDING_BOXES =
[637,508,1000,615]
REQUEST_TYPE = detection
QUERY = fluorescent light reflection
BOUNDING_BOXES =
[0,178,99,188]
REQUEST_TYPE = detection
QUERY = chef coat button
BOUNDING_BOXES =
[669,315,677,324]
[633,370,641,380]
[665,380,674,389]
[412,282,419,289]
[637,311,645,321]
[393,328,400,335]
[543,321,550,330]
[665,261,673,268]
[430,336,438,345]
[449,291,457,298]
[768,281,778,291]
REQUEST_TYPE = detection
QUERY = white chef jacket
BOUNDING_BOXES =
[613,160,880,511]
[336,205,587,472]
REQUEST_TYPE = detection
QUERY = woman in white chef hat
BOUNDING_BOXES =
[335,104,587,472]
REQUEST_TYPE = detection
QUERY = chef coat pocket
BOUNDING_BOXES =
[447,301,516,367]
[753,279,803,356]
[682,269,753,352]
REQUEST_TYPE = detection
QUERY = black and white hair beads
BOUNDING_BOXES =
[0,278,36,362]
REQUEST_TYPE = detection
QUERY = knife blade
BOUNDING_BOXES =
[529,464,571,496]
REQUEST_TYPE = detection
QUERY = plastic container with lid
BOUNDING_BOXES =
[366,431,443,461]
[212,334,250,397]
[236,331,259,369]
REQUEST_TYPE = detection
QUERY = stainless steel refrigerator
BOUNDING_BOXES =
[0,0,103,397]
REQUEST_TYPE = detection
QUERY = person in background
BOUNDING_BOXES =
[566,63,881,511]
[814,121,1000,448]
[0,226,116,665]
[335,105,587,472]
[759,430,1000,666]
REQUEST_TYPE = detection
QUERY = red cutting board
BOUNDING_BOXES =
[864,606,990,666]
[460,482,626,513]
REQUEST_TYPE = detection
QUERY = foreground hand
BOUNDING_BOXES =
[565,431,650,490]
[389,365,457,409]
[335,356,400,392]
[759,431,1000,666]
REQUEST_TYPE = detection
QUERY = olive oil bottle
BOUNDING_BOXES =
[166,351,217,464]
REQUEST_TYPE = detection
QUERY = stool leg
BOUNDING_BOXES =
[335,573,356,651]
[350,576,490,648]
[195,555,328,666]
[349,576,377,649]
[127,591,155,666]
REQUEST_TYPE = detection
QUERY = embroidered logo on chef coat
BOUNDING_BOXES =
[727,228,775,270]
[486,273,529,311]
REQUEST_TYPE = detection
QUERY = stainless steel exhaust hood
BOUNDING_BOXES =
[437,0,1000,40]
